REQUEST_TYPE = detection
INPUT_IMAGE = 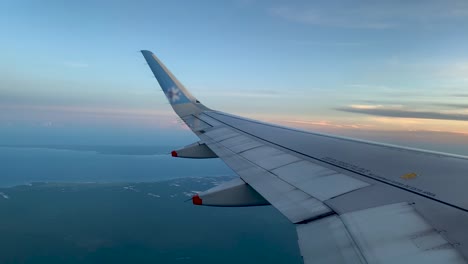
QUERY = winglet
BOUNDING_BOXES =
[141,50,197,105]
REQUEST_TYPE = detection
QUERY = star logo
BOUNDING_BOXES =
[166,86,181,103]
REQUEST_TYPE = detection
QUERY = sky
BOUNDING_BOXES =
[1,0,468,152]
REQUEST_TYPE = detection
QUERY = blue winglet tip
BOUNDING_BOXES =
[140,50,153,56]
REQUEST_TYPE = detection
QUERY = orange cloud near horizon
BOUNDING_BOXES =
[2,103,468,147]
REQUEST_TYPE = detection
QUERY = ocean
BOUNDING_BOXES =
[0,146,302,264]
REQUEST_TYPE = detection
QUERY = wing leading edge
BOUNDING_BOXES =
[140,50,468,263]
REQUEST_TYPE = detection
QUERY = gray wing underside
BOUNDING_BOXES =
[141,51,468,264]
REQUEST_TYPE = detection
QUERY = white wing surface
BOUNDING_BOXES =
[141,50,468,264]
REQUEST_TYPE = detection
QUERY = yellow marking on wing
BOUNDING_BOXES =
[401,172,417,180]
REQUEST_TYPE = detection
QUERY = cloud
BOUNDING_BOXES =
[268,7,394,29]
[436,62,468,81]
[0,104,172,118]
[64,62,89,68]
[432,103,468,109]
[337,106,468,121]
[41,121,53,127]
[349,104,383,110]
[201,91,280,98]
[268,1,468,29]
[355,100,468,110]
[281,119,372,129]
[290,40,365,47]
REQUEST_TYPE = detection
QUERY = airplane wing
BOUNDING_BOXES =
[141,50,468,263]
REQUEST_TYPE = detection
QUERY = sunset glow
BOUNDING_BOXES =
[1,0,468,152]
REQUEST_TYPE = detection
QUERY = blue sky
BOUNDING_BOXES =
[1,0,468,150]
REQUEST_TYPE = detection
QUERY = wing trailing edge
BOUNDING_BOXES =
[171,142,217,159]
[192,177,269,207]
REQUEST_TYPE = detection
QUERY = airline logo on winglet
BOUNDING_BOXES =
[166,86,183,103]
[141,50,192,105]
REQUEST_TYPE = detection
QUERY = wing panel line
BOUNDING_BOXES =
[203,112,468,213]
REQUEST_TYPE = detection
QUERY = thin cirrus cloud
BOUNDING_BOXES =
[431,103,468,109]
[337,105,468,121]
[268,6,394,29]
[198,90,281,98]
[452,94,468,98]
[0,104,181,129]
[64,62,89,68]
[268,1,468,29]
